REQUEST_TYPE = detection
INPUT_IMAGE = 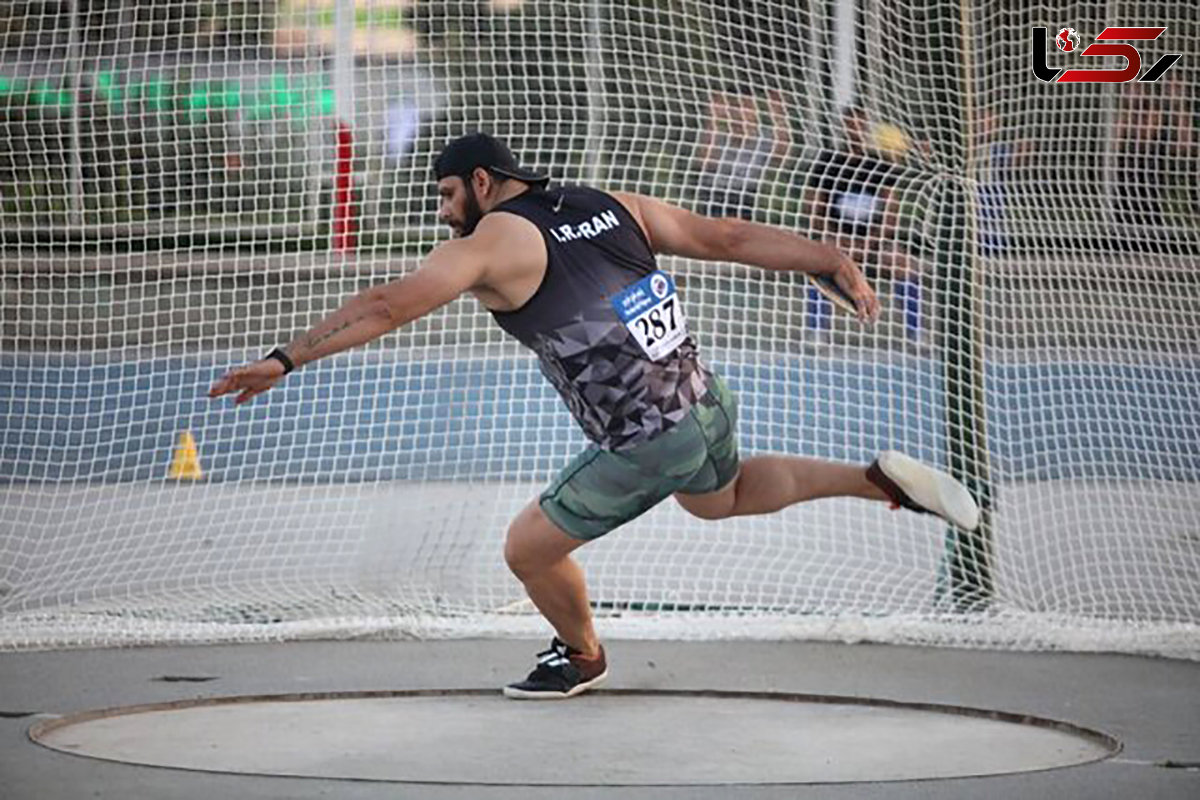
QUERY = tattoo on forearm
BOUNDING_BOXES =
[304,319,354,351]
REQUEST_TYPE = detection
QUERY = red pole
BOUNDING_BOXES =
[332,121,357,251]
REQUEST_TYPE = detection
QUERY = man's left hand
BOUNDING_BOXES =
[834,258,880,323]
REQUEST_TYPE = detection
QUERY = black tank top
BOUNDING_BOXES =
[490,185,711,451]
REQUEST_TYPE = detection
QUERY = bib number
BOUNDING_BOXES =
[611,271,688,361]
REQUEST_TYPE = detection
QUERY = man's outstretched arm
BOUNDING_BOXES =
[281,235,493,368]
[613,191,879,322]
[208,231,493,405]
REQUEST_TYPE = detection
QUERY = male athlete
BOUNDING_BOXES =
[209,133,980,700]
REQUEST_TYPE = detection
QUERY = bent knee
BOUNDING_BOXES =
[503,531,540,580]
[504,503,581,579]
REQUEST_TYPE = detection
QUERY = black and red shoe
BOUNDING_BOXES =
[503,637,608,700]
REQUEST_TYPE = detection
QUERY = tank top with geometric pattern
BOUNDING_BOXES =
[489,185,711,451]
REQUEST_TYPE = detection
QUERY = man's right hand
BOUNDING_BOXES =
[208,359,288,405]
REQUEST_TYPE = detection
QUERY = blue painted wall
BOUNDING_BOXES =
[2,353,1197,483]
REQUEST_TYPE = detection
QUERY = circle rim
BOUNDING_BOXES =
[28,687,1122,787]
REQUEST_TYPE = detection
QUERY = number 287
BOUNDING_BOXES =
[637,299,677,343]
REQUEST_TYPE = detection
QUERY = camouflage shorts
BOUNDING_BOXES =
[539,375,740,540]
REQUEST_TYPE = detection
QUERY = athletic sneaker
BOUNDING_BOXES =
[503,637,608,700]
[867,451,981,531]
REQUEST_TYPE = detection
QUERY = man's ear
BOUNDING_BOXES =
[471,166,493,196]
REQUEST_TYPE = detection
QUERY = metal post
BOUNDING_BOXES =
[304,0,323,229]
[331,0,357,251]
[934,0,994,611]
[67,0,85,228]
[832,0,856,109]
[583,0,606,184]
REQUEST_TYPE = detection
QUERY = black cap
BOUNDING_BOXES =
[434,133,550,186]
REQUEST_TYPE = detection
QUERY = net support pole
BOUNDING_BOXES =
[331,0,357,252]
[67,0,85,228]
[832,0,856,108]
[583,0,607,184]
[934,0,994,611]
[305,0,324,228]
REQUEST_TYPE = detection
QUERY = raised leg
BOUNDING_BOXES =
[675,456,889,520]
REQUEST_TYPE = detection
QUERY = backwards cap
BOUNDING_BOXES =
[434,133,550,186]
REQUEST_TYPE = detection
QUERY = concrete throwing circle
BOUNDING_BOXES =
[30,689,1118,786]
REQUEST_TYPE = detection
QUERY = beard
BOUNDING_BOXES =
[457,183,485,237]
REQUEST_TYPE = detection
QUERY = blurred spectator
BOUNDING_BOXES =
[807,106,921,338]
[694,87,790,220]
[975,107,1027,255]
[387,97,420,164]
[376,96,423,228]
[1113,81,1193,234]
[1172,76,1200,224]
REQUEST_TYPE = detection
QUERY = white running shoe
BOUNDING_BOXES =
[867,451,981,531]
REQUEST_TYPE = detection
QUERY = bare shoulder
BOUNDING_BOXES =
[466,209,547,300]
[467,210,546,268]
[609,191,648,232]
[473,209,544,249]
[606,190,727,259]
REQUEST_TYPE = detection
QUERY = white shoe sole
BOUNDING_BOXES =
[502,670,608,700]
[877,451,981,531]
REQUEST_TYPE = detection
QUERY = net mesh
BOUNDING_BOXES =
[1,0,1198,657]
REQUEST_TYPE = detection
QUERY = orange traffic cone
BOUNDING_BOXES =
[168,431,204,480]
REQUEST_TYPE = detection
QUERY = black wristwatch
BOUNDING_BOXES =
[264,348,295,374]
